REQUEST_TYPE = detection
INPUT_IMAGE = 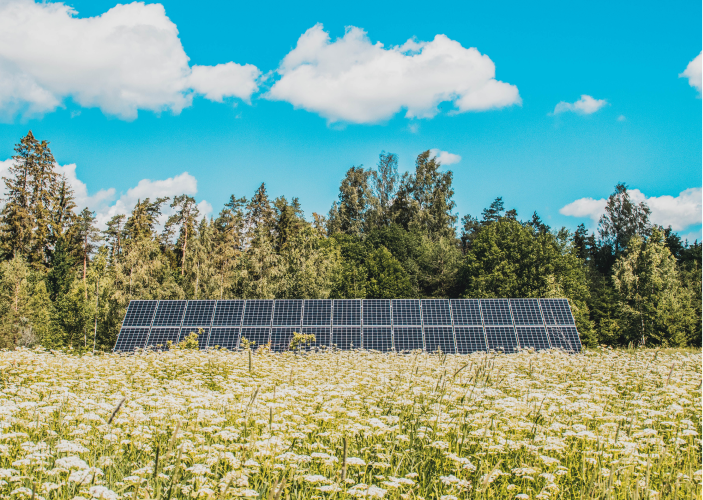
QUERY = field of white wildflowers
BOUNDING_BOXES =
[0,347,700,500]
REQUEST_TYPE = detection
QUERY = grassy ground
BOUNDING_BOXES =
[0,347,700,499]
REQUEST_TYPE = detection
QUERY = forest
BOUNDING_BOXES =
[0,131,700,351]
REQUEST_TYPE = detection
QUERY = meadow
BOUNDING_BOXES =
[0,347,700,500]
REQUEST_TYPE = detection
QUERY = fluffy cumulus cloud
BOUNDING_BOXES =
[560,187,702,232]
[552,95,608,115]
[0,0,260,120]
[679,52,702,93]
[429,149,462,165]
[267,24,521,124]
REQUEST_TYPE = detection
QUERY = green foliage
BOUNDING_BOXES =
[176,329,202,350]
[288,331,316,351]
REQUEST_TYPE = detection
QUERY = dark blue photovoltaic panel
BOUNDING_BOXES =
[362,327,393,352]
[114,328,149,352]
[480,299,512,326]
[179,327,210,348]
[242,300,274,326]
[454,327,487,354]
[516,326,551,351]
[485,326,518,353]
[301,327,331,349]
[332,327,362,349]
[540,299,575,325]
[303,300,332,326]
[547,327,582,352]
[183,301,216,326]
[273,300,303,326]
[333,300,361,326]
[271,327,297,352]
[240,327,271,348]
[424,327,456,354]
[212,300,245,326]
[152,301,186,326]
[392,300,422,326]
[208,327,240,350]
[362,300,391,326]
[146,327,180,350]
[450,300,482,326]
[421,299,452,326]
[393,326,424,351]
[510,299,543,326]
[122,300,158,327]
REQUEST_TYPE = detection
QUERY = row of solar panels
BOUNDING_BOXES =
[115,299,581,354]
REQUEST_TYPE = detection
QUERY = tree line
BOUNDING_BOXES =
[0,132,700,351]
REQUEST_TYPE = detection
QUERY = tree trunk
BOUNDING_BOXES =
[84,235,88,300]
[181,225,188,276]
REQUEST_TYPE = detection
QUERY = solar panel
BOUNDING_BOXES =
[510,299,543,326]
[183,300,216,326]
[540,299,575,325]
[393,326,424,351]
[333,300,361,326]
[547,326,582,352]
[485,326,518,353]
[179,327,210,348]
[454,326,487,354]
[421,299,452,326]
[362,327,393,352]
[114,328,149,352]
[212,300,245,326]
[301,327,331,349]
[332,327,362,349]
[424,326,456,354]
[242,300,274,326]
[515,326,551,351]
[273,300,303,326]
[362,299,391,326]
[122,300,158,327]
[146,327,180,350]
[271,327,297,352]
[240,327,271,348]
[303,300,331,326]
[207,327,240,350]
[450,300,482,326]
[152,300,187,326]
[392,299,422,326]
[480,299,512,325]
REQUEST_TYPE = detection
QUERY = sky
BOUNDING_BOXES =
[0,0,701,241]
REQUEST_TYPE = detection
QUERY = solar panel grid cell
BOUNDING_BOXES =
[211,300,245,326]
[485,326,518,353]
[392,299,421,325]
[271,327,297,352]
[421,299,452,325]
[332,327,362,349]
[362,299,391,326]
[122,300,158,326]
[393,326,424,351]
[540,299,575,325]
[509,299,543,325]
[240,327,271,348]
[146,327,181,350]
[302,300,332,326]
[301,327,331,349]
[516,326,551,351]
[362,327,393,352]
[273,300,303,326]
[152,300,186,326]
[333,300,361,326]
[450,299,482,326]
[242,300,274,326]
[547,326,582,352]
[114,328,150,352]
[424,326,456,354]
[183,300,216,326]
[480,299,512,325]
[454,327,487,354]
[207,327,240,350]
[179,327,210,348]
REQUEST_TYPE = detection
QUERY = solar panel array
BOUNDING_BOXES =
[115,298,582,353]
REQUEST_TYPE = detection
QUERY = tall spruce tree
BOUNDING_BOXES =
[164,195,200,275]
[74,208,101,299]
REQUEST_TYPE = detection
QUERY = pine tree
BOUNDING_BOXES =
[124,197,169,240]
[368,152,399,229]
[104,214,126,259]
[213,195,247,299]
[329,166,373,238]
[164,195,200,275]
[599,183,651,258]
[74,208,101,299]
[407,150,457,239]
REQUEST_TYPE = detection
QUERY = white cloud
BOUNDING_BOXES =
[679,51,702,93]
[267,24,521,124]
[429,149,462,165]
[0,0,260,120]
[617,115,626,122]
[560,187,702,232]
[552,95,608,115]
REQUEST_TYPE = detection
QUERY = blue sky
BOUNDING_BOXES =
[0,0,701,240]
